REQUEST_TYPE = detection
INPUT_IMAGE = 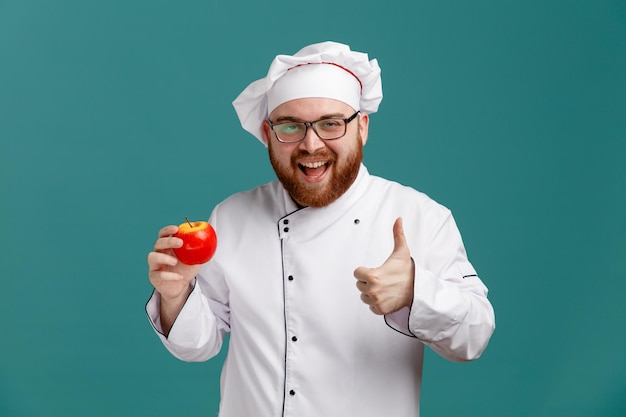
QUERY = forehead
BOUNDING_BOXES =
[269,97,355,120]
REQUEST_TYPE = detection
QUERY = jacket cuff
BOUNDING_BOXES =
[384,306,417,337]
[145,278,198,339]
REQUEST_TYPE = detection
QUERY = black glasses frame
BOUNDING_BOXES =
[269,111,360,143]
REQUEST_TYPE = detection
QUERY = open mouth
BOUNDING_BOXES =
[298,160,329,179]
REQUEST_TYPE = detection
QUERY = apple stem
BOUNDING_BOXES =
[185,216,192,227]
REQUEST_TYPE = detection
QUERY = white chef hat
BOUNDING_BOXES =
[232,41,383,146]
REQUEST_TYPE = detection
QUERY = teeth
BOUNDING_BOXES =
[300,161,327,168]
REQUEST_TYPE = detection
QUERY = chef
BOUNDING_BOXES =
[146,41,495,417]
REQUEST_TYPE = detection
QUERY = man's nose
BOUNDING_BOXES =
[298,125,326,153]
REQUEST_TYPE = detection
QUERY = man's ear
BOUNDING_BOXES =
[262,120,271,145]
[358,113,369,146]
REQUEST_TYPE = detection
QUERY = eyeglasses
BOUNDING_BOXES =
[269,111,360,143]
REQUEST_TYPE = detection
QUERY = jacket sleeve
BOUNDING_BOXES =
[145,271,230,362]
[385,211,495,362]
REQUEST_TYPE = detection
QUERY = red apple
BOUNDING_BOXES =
[173,217,218,265]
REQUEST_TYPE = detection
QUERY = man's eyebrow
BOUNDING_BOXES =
[273,113,347,123]
[273,116,301,123]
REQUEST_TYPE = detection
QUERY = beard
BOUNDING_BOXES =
[269,134,363,208]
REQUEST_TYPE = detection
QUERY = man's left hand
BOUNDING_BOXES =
[354,217,415,315]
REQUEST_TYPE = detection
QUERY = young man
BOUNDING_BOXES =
[146,41,495,417]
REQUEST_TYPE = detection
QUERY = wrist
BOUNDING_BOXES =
[159,283,193,337]
[160,282,193,305]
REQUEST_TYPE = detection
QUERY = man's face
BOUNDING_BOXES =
[264,98,369,208]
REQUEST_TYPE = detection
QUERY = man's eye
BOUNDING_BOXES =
[319,120,343,129]
[280,123,304,134]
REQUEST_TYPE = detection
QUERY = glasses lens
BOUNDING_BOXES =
[313,119,346,140]
[275,122,306,142]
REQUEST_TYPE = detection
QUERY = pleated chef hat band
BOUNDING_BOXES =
[266,63,362,117]
[232,41,383,146]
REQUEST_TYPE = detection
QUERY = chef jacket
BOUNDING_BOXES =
[146,164,495,417]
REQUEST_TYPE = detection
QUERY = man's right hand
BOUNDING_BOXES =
[147,225,202,334]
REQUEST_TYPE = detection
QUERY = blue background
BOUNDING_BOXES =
[1,0,625,416]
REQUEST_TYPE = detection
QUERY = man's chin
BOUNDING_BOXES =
[291,182,332,208]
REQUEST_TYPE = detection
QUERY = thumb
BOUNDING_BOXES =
[391,217,410,257]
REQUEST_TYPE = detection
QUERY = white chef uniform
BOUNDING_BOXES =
[146,164,495,417]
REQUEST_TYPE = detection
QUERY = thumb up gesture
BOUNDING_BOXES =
[354,218,415,315]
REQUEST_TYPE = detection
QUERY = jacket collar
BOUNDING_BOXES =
[278,164,371,240]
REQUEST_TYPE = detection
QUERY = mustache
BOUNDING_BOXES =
[292,149,337,161]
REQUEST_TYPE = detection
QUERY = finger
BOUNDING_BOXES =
[369,305,383,315]
[154,236,183,251]
[391,217,409,256]
[353,266,372,281]
[147,251,178,271]
[361,295,384,315]
[360,293,372,305]
[355,280,368,292]
[158,225,179,238]
[149,269,184,283]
